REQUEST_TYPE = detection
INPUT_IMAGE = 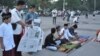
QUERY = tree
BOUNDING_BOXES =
[87,0,100,11]
[53,0,81,10]
[0,0,15,7]
[66,0,81,10]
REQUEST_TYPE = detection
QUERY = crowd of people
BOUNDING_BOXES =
[51,9,80,25]
[0,0,99,56]
[0,1,41,56]
[43,23,80,51]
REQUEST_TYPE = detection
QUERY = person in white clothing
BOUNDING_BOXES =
[10,1,26,56]
[59,23,75,45]
[52,9,57,25]
[56,24,69,45]
[64,28,75,41]
[69,10,75,25]
[0,12,15,56]
[73,15,79,24]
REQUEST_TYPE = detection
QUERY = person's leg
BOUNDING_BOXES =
[55,40,61,46]
[54,17,56,25]
[46,46,57,51]
[53,17,54,24]
[55,17,57,24]
[67,16,69,22]
[60,38,69,45]
[3,50,10,56]
[3,48,15,56]
[11,48,15,56]
[14,35,22,56]
[63,16,65,20]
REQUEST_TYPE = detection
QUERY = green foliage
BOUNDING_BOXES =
[0,0,14,7]
[0,0,100,11]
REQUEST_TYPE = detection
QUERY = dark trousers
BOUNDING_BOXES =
[53,17,56,24]
[14,35,22,56]
[3,48,15,56]
[67,16,70,22]
[60,38,69,45]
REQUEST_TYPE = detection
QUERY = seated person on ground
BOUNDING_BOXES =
[56,25,62,39]
[57,23,72,45]
[43,28,57,51]
[63,24,75,42]
[68,24,79,40]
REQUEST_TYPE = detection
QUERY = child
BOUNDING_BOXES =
[0,12,15,56]
[25,5,41,27]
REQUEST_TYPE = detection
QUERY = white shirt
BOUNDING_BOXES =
[64,29,74,40]
[70,11,75,17]
[0,23,15,51]
[11,8,22,34]
[60,28,74,40]
[97,32,100,41]
[59,28,64,39]
[73,16,78,22]
[52,9,57,17]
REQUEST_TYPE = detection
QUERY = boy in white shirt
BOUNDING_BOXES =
[0,12,15,56]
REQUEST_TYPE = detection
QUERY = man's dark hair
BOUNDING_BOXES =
[17,0,25,6]
[64,23,68,26]
[73,24,78,29]
[56,26,60,30]
[51,28,56,34]
[29,4,36,9]
[2,12,11,21]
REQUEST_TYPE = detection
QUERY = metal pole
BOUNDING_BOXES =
[94,0,96,11]
[63,0,65,11]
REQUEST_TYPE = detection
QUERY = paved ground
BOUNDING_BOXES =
[0,15,100,56]
[68,41,100,56]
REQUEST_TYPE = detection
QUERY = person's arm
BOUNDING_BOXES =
[17,20,26,28]
[12,12,26,28]
[0,37,4,49]
[57,31,64,39]
[67,29,75,37]
[0,26,4,49]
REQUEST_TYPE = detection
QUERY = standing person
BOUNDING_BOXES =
[69,10,75,25]
[66,10,70,22]
[0,12,15,56]
[10,1,26,56]
[52,9,57,25]
[25,5,40,27]
[62,10,66,20]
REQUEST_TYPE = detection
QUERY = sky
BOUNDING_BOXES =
[53,0,58,2]
[50,0,58,3]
